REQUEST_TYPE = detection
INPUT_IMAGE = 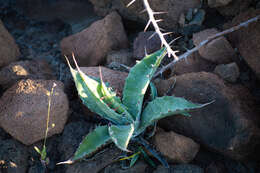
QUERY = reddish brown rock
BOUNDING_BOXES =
[60,12,128,67]
[0,60,54,89]
[154,72,260,160]
[224,9,260,79]
[0,20,20,68]
[193,28,235,64]
[0,79,69,145]
[173,52,216,75]
[154,128,200,163]
[89,0,201,30]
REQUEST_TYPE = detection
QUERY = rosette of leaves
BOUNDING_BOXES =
[59,48,210,166]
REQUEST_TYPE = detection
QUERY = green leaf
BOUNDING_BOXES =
[122,48,167,123]
[98,67,134,123]
[72,126,111,162]
[139,147,156,168]
[129,153,140,167]
[65,56,132,125]
[149,82,158,100]
[41,146,47,160]
[108,124,134,152]
[137,96,211,134]
[34,146,41,155]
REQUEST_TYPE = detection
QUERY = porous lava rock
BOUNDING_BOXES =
[0,79,69,145]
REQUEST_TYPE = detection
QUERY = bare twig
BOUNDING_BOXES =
[153,14,260,78]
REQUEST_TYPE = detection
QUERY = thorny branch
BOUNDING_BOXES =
[127,0,260,79]
[153,14,260,78]
[142,0,179,60]
[128,0,179,60]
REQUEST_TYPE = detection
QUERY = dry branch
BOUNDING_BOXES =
[153,14,260,78]
[127,1,260,79]
[143,0,179,60]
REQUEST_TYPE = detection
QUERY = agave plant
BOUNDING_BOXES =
[59,48,209,166]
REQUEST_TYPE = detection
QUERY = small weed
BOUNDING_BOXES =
[34,83,56,166]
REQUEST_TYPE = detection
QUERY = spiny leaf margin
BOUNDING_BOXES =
[137,96,212,135]
[73,125,111,162]
[108,124,135,152]
[65,56,132,125]
[122,48,167,123]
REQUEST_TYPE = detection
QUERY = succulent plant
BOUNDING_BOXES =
[59,48,210,166]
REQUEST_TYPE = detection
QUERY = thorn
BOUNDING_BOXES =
[173,50,179,54]
[126,0,136,7]
[56,159,73,165]
[155,19,163,23]
[153,11,168,15]
[119,64,131,72]
[64,55,73,70]
[71,52,81,72]
[140,9,147,14]
[144,20,151,32]
[169,36,181,45]
[148,32,157,40]
[99,66,104,84]
[144,46,148,56]
[159,27,166,32]
[162,32,173,36]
